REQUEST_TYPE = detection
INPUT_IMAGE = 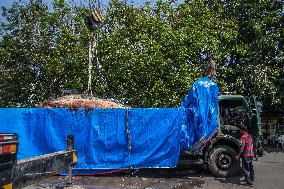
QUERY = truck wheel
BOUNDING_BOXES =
[208,145,240,177]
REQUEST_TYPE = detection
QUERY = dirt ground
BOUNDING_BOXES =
[24,146,284,189]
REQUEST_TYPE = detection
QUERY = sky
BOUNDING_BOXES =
[0,0,185,9]
[0,0,184,22]
[0,0,140,8]
[0,0,135,12]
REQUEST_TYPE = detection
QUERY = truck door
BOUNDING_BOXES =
[248,95,262,148]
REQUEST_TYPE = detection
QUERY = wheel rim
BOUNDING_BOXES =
[216,153,232,171]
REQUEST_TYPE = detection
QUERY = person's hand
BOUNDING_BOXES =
[236,155,240,160]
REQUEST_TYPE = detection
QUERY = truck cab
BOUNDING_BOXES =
[219,94,261,137]
[205,94,262,177]
[180,94,263,177]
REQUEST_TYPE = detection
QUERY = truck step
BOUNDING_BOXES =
[178,159,204,166]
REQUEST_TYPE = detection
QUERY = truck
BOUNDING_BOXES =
[0,80,263,180]
[0,133,77,189]
[180,94,263,177]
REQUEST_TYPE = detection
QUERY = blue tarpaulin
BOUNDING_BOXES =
[0,76,219,169]
[0,108,182,168]
[181,76,219,151]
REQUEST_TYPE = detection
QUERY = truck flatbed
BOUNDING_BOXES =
[0,134,77,189]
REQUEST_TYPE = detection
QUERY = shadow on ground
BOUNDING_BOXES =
[25,166,207,189]
[263,145,284,153]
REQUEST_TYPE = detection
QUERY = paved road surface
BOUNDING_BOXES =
[201,146,284,189]
[24,146,284,189]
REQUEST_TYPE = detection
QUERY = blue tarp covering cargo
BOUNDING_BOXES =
[0,76,219,169]
[181,76,219,152]
[0,108,182,168]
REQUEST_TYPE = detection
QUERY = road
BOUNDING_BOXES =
[24,146,284,189]
[201,146,284,189]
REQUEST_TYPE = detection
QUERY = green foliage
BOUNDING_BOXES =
[0,0,90,106]
[0,0,282,112]
[97,0,240,107]
[215,0,283,112]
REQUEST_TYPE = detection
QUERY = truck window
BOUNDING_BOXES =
[219,99,249,128]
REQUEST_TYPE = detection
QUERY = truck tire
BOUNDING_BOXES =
[208,145,240,177]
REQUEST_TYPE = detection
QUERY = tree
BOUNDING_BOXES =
[213,0,283,113]
[0,0,282,112]
[96,0,239,107]
[0,0,90,107]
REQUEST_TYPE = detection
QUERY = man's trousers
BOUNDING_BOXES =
[242,156,254,182]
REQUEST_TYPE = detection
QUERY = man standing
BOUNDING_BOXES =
[236,126,254,186]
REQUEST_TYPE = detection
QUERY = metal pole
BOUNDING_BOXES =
[67,135,74,185]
